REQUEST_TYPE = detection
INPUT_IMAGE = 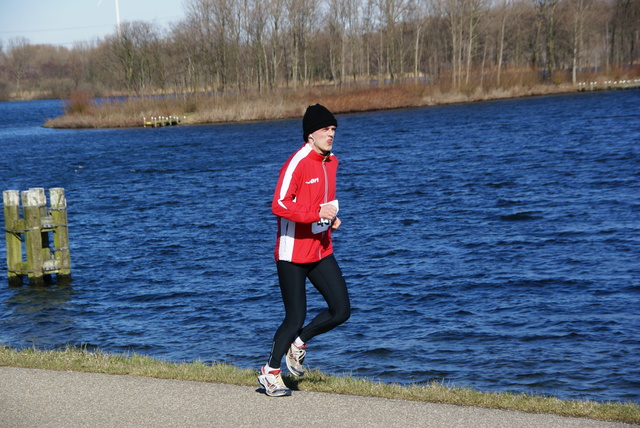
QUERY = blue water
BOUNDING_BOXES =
[0,91,638,403]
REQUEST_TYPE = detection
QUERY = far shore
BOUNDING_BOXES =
[42,80,639,130]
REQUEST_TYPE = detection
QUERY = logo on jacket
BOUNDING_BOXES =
[305,178,320,184]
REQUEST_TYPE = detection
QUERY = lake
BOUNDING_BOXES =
[0,90,638,403]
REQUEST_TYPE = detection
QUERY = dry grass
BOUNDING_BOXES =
[42,68,640,129]
[43,79,585,129]
[1,346,638,424]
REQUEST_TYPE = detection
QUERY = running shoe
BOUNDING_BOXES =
[258,366,292,397]
[286,343,306,376]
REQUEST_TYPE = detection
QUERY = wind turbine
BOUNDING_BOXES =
[98,0,121,36]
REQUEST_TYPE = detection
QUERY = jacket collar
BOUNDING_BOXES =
[305,143,333,162]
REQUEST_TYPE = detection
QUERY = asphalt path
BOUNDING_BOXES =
[0,367,635,427]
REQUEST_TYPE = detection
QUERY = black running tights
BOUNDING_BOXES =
[267,254,350,369]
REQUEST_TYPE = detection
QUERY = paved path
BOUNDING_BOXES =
[0,367,635,427]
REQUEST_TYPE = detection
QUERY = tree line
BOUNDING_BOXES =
[0,0,638,101]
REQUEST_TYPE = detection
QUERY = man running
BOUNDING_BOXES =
[258,104,351,397]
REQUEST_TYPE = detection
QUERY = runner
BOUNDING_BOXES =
[258,104,351,397]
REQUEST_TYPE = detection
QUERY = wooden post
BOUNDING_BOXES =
[3,190,22,286]
[50,188,71,279]
[22,190,45,286]
[30,187,52,262]
[2,187,71,286]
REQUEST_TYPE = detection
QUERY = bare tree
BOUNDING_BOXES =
[286,0,318,88]
[464,0,490,84]
[210,0,239,92]
[490,0,528,86]
[344,0,364,83]
[375,0,410,81]
[610,0,640,67]
[327,0,359,86]
[411,0,431,84]
[266,0,287,89]
[0,41,8,99]
[170,20,202,96]
[438,0,464,86]
[1,0,639,100]
[534,0,559,80]
[570,0,593,83]
[106,21,164,95]
[245,0,270,92]
[184,0,220,94]
[5,38,33,96]
[495,0,511,85]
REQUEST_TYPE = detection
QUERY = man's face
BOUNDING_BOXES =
[309,126,337,155]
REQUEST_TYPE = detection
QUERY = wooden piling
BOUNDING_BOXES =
[30,187,52,262]
[3,190,22,286]
[3,188,71,286]
[22,190,45,285]
[50,188,71,278]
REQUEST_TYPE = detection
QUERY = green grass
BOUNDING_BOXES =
[1,346,638,424]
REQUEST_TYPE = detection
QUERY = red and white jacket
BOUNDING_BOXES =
[273,143,338,263]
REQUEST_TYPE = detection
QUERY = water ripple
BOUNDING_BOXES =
[0,92,639,403]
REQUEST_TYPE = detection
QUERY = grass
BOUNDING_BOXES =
[1,345,638,424]
[43,79,586,129]
[44,72,640,129]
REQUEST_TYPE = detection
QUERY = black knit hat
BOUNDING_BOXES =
[303,104,337,141]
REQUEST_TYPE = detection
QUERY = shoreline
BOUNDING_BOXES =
[3,366,633,428]
[41,81,639,130]
[0,346,638,424]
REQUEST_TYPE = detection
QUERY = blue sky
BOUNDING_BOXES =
[0,0,186,47]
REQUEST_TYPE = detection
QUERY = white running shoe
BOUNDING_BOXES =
[286,343,306,377]
[258,366,292,397]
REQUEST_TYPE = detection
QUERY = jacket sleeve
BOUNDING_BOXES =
[272,162,321,224]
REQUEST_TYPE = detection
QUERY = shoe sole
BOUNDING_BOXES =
[286,349,305,377]
[258,376,292,397]
[285,357,305,377]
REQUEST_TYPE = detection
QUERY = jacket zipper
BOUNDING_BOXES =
[322,157,328,204]
[320,157,329,259]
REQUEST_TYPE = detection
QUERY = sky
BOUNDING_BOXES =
[0,0,187,47]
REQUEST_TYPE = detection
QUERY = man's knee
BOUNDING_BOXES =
[333,305,350,325]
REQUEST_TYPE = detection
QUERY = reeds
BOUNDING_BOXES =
[44,78,581,129]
